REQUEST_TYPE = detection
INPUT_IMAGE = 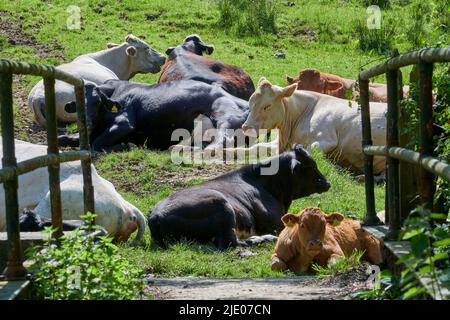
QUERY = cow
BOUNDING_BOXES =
[159,34,255,100]
[57,79,249,152]
[271,207,382,273]
[0,140,146,245]
[286,68,409,103]
[148,145,331,250]
[240,78,387,175]
[28,34,166,127]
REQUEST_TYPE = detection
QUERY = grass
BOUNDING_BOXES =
[312,250,365,277]
[1,0,446,279]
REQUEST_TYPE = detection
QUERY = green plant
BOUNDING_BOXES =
[216,0,278,37]
[361,0,391,9]
[354,17,397,54]
[407,0,433,48]
[311,249,364,277]
[27,213,145,300]
[396,206,450,299]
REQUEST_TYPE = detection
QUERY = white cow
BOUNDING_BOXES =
[240,78,387,175]
[0,140,146,245]
[28,34,166,126]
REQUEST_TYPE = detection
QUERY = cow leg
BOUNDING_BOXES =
[271,254,287,271]
[241,234,278,246]
[91,117,136,152]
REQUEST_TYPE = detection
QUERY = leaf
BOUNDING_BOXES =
[410,234,429,257]
[403,287,426,300]
[429,213,448,220]
[402,228,424,240]
[433,238,450,247]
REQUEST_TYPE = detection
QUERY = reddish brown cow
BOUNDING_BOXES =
[159,34,255,100]
[271,207,382,273]
[287,68,409,103]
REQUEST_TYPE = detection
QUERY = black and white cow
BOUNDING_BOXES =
[148,145,330,250]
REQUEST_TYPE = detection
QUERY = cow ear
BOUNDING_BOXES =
[281,213,299,227]
[107,43,119,49]
[166,47,175,56]
[290,158,301,174]
[325,80,344,97]
[281,83,297,98]
[325,213,344,226]
[205,44,214,55]
[105,99,122,113]
[286,75,295,84]
[64,101,77,114]
[126,46,137,57]
[258,77,268,86]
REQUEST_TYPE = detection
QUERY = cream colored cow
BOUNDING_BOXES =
[0,140,146,245]
[28,34,165,126]
[240,78,387,175]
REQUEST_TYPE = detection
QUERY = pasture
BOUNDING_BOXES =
[0,0,448,299]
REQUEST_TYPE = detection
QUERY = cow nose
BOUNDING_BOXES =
[242,123,249,131]
[130,215,137,222]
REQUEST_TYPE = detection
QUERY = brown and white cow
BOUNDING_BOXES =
[159,34,255,100]
[286,68,409,103]
[240,78,387,175]
[271,207,382,273]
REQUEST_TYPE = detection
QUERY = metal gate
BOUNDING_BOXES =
[0,59,94,280]
[359,47,450,239]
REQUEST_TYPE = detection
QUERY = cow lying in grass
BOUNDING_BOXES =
[0,140,146,245]
[58,79,249,152]
[286,68,409,103]
[241,78,387,175]
[28,34,165,126]
[160,34,255,100]
[149,145,330,250]
[271,207,382,273]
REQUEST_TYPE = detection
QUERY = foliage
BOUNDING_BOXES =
[406,0,433,49]
[216,0,278,36]
[355,207,450,300]
[26,213,145,300]
[311,250,364,277]
[361,0,392,9]
[401,62,450,213]
[354,17,397,54]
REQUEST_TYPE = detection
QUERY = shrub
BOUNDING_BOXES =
[27,213,145,300]
[216,0,278,37]
[406,0,433,49]
[361,0,391,9]
[354,17,397,54]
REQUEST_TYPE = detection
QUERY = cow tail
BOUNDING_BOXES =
[130,209,147,247]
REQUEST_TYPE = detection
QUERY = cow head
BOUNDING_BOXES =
[124,34,166,74]
[242,77,297,136]
[285,145,330,197]
[282,208,343,256]
[64,82,122,136]
[166,34,215,57]
[287,69,344,97]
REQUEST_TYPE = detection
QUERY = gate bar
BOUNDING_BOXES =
[0,73,27,279]
[418,62,435,209]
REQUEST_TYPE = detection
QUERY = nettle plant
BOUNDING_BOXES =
[26,213,145,300]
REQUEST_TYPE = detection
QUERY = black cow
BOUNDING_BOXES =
[148,145,331,250]
[159,34,255,101]
[58,79,249,152]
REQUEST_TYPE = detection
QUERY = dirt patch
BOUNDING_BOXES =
[144,263,372,300]
[0,12,66,61]
[0,12,67,144]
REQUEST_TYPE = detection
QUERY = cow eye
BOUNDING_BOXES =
[300,223,305,228]
[264,105,271,111]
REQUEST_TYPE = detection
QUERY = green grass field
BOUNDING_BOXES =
[1,0,447,278]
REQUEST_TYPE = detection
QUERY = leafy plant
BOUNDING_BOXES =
[354,17,397,55]
[361,0,392,9]
[312,249,364,277]
[26,213,145,300]
[406,0,433,49]
[216,0,278,37]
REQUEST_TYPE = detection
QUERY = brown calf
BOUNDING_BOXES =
[271,207,382,273]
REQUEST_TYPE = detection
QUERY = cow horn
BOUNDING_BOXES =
[130,209,147,246]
